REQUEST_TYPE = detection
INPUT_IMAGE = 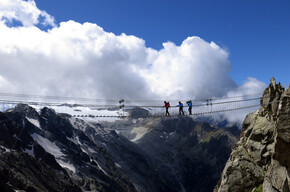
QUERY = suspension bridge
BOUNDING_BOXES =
[0,92,274,119]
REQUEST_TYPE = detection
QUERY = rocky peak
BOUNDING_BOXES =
[215,78,290,192]
[260,77,285,118]
[40,107,57,117]
[9,103,39,118]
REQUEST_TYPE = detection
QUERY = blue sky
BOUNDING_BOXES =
[35,0,290,87]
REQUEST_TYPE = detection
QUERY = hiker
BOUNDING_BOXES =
[186,100,192,115]
[177,101,185,115]
[163,101,170,116]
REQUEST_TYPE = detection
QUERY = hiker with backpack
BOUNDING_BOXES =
[186,100,192,115]
[177,101,185,115]
[163,101,170,116]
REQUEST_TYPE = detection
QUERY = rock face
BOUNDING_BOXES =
[215,78,290,192]
[0,106,135,192]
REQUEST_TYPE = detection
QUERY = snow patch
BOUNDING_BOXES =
[26,117,41,129]
[69,117,87,131]
[88,147,96,153]
[56,159,76,173]
[80,147,88,154]
[23,143,35,158]
[130,126,150,142]
[31,133,63,158]
[0,145,11,153]
[115,162,121,168]
[67,136,79,145]
[95,160,108,176]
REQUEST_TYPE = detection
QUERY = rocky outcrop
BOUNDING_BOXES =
[215,78,290,192]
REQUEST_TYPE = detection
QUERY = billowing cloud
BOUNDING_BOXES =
[0,19,238,100]
[0,20,154,99]
[0,0,268,125]
[0,0,55,27]
[142,37,236,100]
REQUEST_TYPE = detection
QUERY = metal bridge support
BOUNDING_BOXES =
[207,98,213,113]
[119,99,125,117]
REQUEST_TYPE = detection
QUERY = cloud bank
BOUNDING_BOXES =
[0,0,267,124]
[0,19,238,100]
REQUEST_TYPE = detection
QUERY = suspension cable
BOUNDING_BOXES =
[0,91,264,103]
[0,97,279,119]
[0,96,261,110]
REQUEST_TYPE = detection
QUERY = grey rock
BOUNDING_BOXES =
[215,78,290,192]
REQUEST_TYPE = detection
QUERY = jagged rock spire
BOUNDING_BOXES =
[260,77,285,117]
[270,77,276,90]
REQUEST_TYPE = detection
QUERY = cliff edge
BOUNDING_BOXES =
[214,77,290,192]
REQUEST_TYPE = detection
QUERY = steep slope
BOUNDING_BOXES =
[0,102,239,191]
[0,111,81,192]
[0,105,135,192]
[215,78,290,192]
[106,116,238,192]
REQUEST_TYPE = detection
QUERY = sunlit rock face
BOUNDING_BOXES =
[215,78,290,192]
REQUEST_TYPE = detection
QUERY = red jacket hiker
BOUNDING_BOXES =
[164,101,170,116]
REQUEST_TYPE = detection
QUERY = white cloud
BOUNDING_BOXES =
[207,77,267,126]
[141,37,237,100]
[0,75,15,92]
[0,20,238,101]
[226,77,267,97]
[0,0,55,27]
[0,0,268,125]
[222,77,267,125]
[0,20,154,99]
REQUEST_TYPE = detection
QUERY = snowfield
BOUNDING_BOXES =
[130,126,151,142]
[26,117,41,129]
[30,104,128,123]
[31,133,63,158]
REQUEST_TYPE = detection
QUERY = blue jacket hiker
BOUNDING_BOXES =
[186,100,192,115]
[177,101,185,115]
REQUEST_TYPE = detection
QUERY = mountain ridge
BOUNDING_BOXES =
[0,101,239,191]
